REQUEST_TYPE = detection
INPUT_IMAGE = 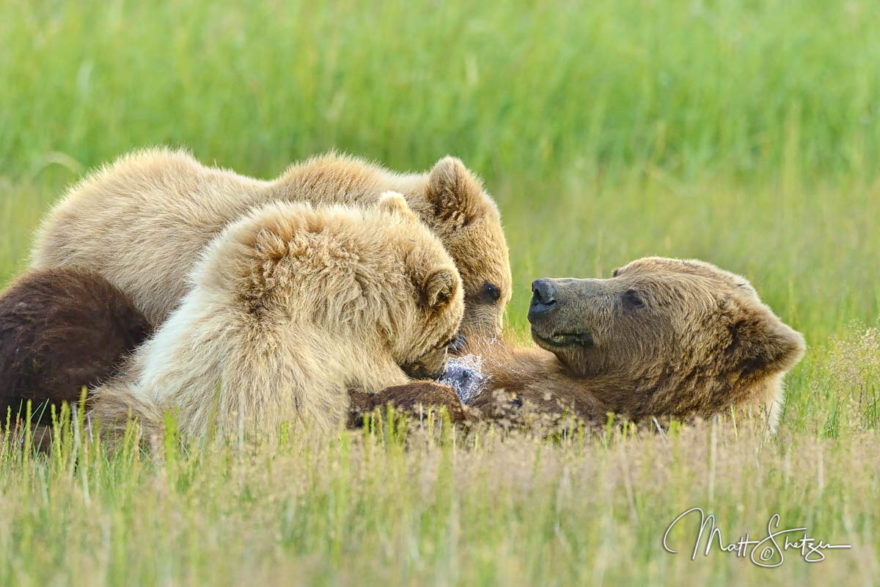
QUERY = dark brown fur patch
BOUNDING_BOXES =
[347,382,470,427]
[0,268,152,424]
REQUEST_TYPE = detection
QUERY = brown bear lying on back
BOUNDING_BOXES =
[442,257,804,430]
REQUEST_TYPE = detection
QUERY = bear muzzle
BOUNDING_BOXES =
[529,278,595,350]
[401,360,447,381]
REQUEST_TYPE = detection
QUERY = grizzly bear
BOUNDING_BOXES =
[31,149,510,345]
[0,267,151,425]
[88,194,464,439]
[406,257,805,431]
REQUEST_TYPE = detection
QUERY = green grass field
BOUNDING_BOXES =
[1,0,879,584]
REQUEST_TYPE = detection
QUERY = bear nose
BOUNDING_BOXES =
[402,361,446,381]
[529,279,557,320]
[531,279,556,306]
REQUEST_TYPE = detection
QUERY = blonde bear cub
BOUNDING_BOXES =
[32,149,510,341]
[89,194,464,439]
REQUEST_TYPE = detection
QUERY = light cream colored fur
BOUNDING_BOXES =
[32,149,510,338]
[88,196,464,439]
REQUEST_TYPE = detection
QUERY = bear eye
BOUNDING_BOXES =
[622,289,645,309]
[481,282,501,304]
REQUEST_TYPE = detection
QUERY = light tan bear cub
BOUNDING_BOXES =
[89,194,464,439]
[32,149,510,341]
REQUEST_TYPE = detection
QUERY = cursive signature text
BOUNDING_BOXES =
[662,507,851,567]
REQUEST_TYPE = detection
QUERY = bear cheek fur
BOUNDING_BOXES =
[637,286,805,421]
[529,278,671,382]
[541,304,678,424]
[710,294,805,415]
[455,218,512,340]
[558,316,673,382]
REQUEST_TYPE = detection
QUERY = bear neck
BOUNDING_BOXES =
[603,361,784,426]
[479,342,782,426]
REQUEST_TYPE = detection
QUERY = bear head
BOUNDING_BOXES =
[197,194,464,383]
[527,257,805,424]
[423,157,512,344]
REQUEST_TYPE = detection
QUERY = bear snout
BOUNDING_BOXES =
[402,360,447,382]
[528,279,557,322]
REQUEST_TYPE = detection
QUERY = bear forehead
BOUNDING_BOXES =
[615,257,756,296]
[446,218,510,280]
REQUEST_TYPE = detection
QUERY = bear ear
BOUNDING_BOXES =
[722,300,806,382]
[377,191,419,222]
[425,156,483,227]
[422,269,459,310]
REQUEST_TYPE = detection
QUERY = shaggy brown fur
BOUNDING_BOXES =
[347,382,469,427]
[0,268,151,424]
[369,257,805,431]
[470,257,805,429]
[32,149,511,343]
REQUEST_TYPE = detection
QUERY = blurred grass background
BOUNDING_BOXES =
[2,0,878,341]
[1,0,878,584]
